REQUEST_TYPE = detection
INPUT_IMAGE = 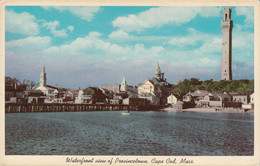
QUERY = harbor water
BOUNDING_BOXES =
[5,111,254,155]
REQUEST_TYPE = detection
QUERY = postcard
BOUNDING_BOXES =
[0,0,259,165]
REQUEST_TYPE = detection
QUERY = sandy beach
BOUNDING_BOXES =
[163,107,253,114]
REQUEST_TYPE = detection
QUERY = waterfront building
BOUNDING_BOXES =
[100,84,120,93]
[241,93,254,111]
[232,94,249,104]
[119,74,138,95]
[5,87,15,102]
[109,92,128,105]
[221,8,233,80]
[75,89,87,104]
[201,93,232,107]
[122,97,149,106]
[36,66,56,95]
[75,87,107,104]
[101,75,138,99]
[66,89,80,102]
[138,63,172,105]
[167,94,179,105]
[47,89,67,103]
[24,90,46,103]
[183,90,210,105]
[224,91,240,100]
[250,93,254,104]
[35,66,70,103]
[5,77,27,103]
[100,88,114,99]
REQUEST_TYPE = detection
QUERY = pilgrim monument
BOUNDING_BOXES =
[221,7,233,80]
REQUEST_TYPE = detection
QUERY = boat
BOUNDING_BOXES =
[121,110,131,116]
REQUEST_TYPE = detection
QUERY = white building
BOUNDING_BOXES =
[36,66,55,95]
[75,90,91,104]
[138,80,155,95]
[138,63,172,105]
[250,93,254,104]
[167,94,178,105]
[233,94,249,104]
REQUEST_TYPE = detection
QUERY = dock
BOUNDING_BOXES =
[5,103,166,113]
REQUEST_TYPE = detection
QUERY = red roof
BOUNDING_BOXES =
[69,89,80,95]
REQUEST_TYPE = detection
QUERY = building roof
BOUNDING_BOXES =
[68,89,80,95]
[208,93,230,99]
[224,91,241,97]
[216,93,230,99]
[232,94,248,97]
[47,85,67,91]
[25,90,45,97]
[186,90,210,97]
[83,87,105,96]
[114,92,128,99]
[36,85,55,91]
[168,93,181,99]
[150,77,167,85]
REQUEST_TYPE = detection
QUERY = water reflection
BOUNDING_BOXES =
[5,111,253,155]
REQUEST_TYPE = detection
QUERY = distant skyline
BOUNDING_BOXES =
[5,6,254,88]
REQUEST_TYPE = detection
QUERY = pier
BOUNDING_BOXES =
[5,103,166,113]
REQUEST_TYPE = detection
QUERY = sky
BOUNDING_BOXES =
[5,6,254,89]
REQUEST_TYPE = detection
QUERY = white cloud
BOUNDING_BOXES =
[43,31,167,61]
[88,31,101,38]
[233,30,254,51]
[6,36,52,50]
[42,6,100,21]
[42,20,73,37]
[235,7,254,26]
[232,29,254,66]
[200,57,218,66]
[44,31,126,55]
[5,36,52,80]
[169,28,221,54]
[133,44,165,57]
[67,26,74,32]
[108,30,133,39]
[169,37,198,47]
[5,10,39,36]
[194,36,221,55]
[196,7,221,17]
[112,7,221,32]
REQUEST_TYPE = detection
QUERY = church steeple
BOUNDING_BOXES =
[40,66,47,87]
[155,62,162,79]
[120,74,127,92]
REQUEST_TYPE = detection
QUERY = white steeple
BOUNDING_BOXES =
[40,66,47,87]
[120,74,127,92]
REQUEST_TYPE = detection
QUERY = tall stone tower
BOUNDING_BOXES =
[40,66,47,87]
[120,74,127,92]
[221,8,233,80]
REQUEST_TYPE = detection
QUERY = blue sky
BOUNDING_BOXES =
[5,6,254,88]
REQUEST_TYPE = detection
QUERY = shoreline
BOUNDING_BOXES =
[163,107,254,114]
